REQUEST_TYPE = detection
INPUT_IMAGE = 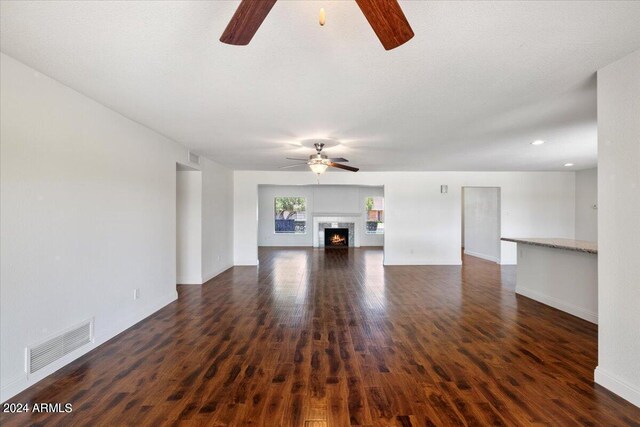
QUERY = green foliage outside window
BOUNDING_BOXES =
[275,197,306,217]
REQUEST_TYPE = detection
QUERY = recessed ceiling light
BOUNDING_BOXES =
[564,163,574,167]
[531,140,545,145]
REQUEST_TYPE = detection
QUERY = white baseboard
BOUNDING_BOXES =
[1,290,177,403]
[202,264,233,284]
[595,367,640,408]
[516,286,598,324]
[177,276,203,285]
[464,249,500,263]
[0,373,28,404]
[95,289,177,344]
[383,258,462,266]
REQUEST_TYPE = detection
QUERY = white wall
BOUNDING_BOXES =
[595,49,640,407]
[201,157,234,283]
[461,191,465,247]
[235,171,576,266]
[257,185,384,247]
[463,187,501,262]
[575,168,598,242]
[0,53,233,401]
[176,171,202,284]
[259,185,314,246]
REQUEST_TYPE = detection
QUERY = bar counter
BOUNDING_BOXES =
[501,237,598,323]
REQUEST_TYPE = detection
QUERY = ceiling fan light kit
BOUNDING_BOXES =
[221,0,414,50]
[309,162,328,174]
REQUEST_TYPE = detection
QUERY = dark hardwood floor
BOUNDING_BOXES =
[2,247,639,426]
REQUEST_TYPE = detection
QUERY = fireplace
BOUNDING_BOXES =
[325,228,349,248]
[316,220,355,248]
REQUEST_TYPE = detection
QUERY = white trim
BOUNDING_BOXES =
[516,286,598,324]
[0,373,28,404]
[202,264,233,284]
[1,290,177,403]
[595,367,640,408]
[384,258,462,266]
[463,249,500,263]
[177,276,203,285]
[178,262,235,286]
[311,212,361,217]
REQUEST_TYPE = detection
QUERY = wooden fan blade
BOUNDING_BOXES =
[327,157,349,163]
[279,163,308,169]
[286,157,309,161]
[354,0,414,50]
[220,0,278,45]
[328,162,359,172]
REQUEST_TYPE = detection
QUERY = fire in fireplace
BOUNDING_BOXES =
[330,234,346,245]
[325,228,349,248]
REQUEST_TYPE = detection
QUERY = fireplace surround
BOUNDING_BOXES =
[317,221,356,248]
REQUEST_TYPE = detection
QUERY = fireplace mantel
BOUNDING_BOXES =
[311,212,361,218]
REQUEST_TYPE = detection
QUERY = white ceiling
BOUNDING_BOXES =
[2,1,640,171]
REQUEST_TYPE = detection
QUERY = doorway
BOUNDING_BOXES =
[462,187,501,263]
[176,163,202,285]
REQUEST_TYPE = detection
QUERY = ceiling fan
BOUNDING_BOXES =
[281,142,359,174]
[220,0,414,51]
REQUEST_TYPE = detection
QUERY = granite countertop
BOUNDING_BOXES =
[501,237,598,254]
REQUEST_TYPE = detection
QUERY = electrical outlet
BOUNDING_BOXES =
[133,288,140,300]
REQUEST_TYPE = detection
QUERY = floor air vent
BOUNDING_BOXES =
[27,319,93,374]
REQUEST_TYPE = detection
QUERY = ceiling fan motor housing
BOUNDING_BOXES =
[310,142,328,164]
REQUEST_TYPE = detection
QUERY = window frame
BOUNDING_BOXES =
[365,196,385,235]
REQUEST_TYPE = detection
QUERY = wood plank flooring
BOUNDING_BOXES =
[2,247,639,426]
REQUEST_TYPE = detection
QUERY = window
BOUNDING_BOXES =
[274,197,306,234]
[365,196,384,234]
